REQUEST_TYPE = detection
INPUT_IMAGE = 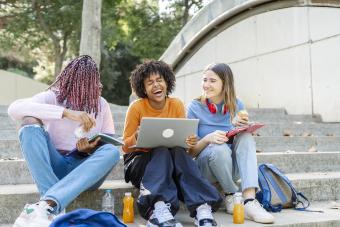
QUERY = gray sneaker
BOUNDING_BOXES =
[147,201,183,227]
[225,195,234,214]
[194,203,217,227]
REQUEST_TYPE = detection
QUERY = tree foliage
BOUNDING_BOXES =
[0,0,82,78]
[0,0,207,105]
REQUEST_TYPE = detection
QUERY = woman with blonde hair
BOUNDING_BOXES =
[187,63,274,224]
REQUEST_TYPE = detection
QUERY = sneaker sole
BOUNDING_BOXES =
[147,221,183,227]
[14,217,51,227]
[245,215,274,224]
[194,218,218,227]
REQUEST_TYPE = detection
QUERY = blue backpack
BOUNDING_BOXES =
[256,163,310,212]
[50,208,127,227]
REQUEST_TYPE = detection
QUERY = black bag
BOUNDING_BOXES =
[123,151,151,188]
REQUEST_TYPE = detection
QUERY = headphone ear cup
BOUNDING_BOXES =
[208,103,217,114]
[221,104,228,115]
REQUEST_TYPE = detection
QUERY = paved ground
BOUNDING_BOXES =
[3,201,339,227]
[127,201,340,227]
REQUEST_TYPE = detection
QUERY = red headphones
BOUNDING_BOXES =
[206,99,228,115]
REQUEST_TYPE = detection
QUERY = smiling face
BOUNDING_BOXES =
[143,73,168,108]
[202,70,224,103]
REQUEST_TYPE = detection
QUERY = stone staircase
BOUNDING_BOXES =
[0,104,339,226]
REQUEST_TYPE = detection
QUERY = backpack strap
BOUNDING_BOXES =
[257,164,283,212]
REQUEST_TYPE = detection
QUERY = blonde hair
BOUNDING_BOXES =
[199,63,237,120]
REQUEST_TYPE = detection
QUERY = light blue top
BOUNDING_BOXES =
[187,99,245,139]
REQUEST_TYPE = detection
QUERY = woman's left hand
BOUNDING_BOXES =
[186,135,198,148]
[76,137,101,155]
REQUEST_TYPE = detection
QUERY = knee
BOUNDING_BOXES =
[234,132,256,153]
[98,144,120,164]
[21,116,43,127]
[236,132,254,143]
[19,123,45,139]
[210,144,232,163]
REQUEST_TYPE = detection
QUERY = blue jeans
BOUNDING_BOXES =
[18,125,120,214]
[196,132,258,193]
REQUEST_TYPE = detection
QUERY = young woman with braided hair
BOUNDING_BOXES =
[8,55,120,227]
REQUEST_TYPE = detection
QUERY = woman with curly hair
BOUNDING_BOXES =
[8,55,120,227]
[123,60,222,227]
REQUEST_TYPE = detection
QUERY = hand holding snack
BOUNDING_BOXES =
[232,110,249,126]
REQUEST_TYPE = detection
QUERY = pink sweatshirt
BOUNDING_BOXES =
[8,90,115,152]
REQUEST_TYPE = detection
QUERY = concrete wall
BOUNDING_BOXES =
[0,70,48,105]
[173,6,340,122]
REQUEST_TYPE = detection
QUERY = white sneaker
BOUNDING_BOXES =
[244,199,275,224]
[147,201,183,227]
[194,203,217,227]
[225,195,234,214]
[13,201,54,227]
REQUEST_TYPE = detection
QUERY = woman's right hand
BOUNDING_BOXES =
[203,130,229,144]
[62,109,96,132]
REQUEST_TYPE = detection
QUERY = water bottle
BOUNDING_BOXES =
[233,192,244,224]
[102,189,114,214]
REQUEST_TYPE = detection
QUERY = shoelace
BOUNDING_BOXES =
[197,203,213,220]
[154,203,174,223]
[250,200,267,212]
[37,202,56,220]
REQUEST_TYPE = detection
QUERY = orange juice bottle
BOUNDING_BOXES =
[123,192,134,223]
[233,193,244,224]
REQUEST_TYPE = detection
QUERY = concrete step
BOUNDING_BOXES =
[0,104,129,116]
[0,130,18,140]
[1,106,286,115]
[2,152,340,185]
[0,111,126,127]
[2,135,340,159]
[131,202,340,227]
[0,173,339,224]
[2,201,340,227]
[255,136,340,152]
[2,117,336,142]
[256,122,340,137]
[1,106,322,125]
[0,156,125,185]
[0,119,126,136]
[0,180,137,224]
[109,104,129,113]
[250,114,322,123]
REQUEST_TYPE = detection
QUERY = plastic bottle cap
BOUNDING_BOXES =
[125,192,132,196]
[234,192,242,197]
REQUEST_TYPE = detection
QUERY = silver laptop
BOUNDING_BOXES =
[131,117,199,148]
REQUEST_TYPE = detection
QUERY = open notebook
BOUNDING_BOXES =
[226,122,264,138]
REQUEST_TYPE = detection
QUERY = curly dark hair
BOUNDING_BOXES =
[130,60,176,98]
